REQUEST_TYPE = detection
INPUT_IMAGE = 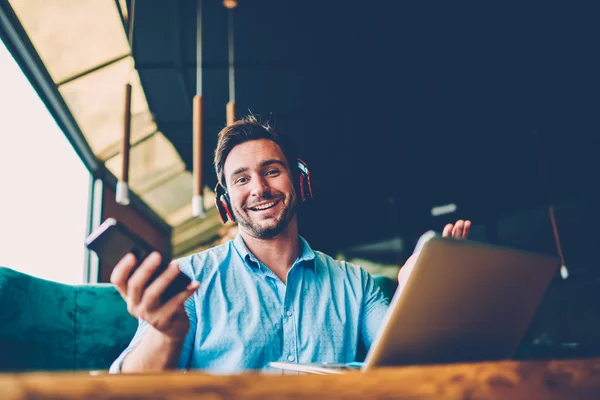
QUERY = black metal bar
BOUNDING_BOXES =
[114,0,127,36]
[128,0,136,58]
[56,53,130,86]
[0,0,99,172]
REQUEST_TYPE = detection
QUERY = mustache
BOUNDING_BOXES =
[245,193,284,209]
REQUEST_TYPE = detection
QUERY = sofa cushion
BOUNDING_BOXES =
[0,267,76,371]
[74,284,138,370]
[0,267,136,372]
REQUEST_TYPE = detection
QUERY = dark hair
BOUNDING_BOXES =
[214,115,298,189]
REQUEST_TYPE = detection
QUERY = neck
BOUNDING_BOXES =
[239,217,300,282]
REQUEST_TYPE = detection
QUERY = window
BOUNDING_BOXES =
[0,39,90,284]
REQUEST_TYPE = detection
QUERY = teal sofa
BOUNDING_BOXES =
[0,267,397,372]
[0,267,138,372]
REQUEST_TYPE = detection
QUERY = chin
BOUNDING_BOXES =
[247,218,288,239]
[257,221,283,234]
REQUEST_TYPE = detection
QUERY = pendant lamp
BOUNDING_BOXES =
[192,0,206,217]
[531,128,569,279]
[116,0,137,206]
[225,0,237,125]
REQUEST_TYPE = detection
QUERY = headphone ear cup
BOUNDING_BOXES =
[215,184,236,223]
[216,195,229,224]
[221,192,235,222]
[298,173,307,201]
[296,158,313,202]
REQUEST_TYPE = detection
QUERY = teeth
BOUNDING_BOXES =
[252,201,277,211]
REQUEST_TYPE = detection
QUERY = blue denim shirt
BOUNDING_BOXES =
[110,234,389,373]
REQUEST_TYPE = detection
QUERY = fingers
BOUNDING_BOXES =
[110,253,138,297]
[147,282,200,330]
[462,220,471,239]
[139,280,199,330]
[161,282,200,317]
[141,262,193,309]
[127,252,163,306]
[452,220,464,238]
[442,220,472,239]
[442,224,453,237]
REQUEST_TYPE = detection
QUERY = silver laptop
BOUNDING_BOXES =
[270,236,559,374]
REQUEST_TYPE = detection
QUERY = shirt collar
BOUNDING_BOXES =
[233,233,316,272]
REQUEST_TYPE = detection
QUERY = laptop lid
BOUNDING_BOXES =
[363,237,559,370]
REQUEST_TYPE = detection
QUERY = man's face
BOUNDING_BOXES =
[223,139,297,239]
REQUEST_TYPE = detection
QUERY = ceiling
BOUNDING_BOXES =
[4,0,599,258]
[131,0,599,254]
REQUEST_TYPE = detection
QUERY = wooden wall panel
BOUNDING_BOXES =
[98,186,171,283]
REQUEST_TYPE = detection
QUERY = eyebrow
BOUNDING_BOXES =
[229,159,287,182]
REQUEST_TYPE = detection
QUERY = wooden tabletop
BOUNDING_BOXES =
[2,358,600,399]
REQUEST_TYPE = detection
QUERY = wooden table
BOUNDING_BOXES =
[2,358,600,399]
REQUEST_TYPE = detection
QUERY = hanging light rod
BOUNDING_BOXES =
[192,0,206,218]
[531,128,568,279]
[116,0,137,206]
[225,0,237,125]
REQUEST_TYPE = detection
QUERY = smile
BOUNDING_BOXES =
[248,199,280,212]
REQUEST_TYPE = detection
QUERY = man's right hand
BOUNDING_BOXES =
[110,252,200,342]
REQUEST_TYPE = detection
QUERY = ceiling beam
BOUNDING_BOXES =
[0,0,171,236]
[56,53,130,87]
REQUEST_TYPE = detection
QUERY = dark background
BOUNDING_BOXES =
[130,1,600,355]
[131,0,599,267]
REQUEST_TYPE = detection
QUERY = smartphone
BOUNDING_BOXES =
[85,218,192,302]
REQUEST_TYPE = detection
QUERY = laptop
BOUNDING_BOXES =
[269,236,560,374]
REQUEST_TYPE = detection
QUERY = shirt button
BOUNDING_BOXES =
[287,355,295,362]
[286,310,292,317]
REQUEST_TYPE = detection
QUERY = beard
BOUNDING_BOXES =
[232,189,297,239]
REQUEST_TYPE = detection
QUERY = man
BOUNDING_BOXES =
[109,116,471,373]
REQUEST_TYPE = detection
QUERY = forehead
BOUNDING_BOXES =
[224,139,287,174]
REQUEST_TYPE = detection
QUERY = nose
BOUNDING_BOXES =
[249,175,270,198]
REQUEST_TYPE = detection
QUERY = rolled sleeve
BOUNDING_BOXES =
[177,295,197,369]
[359,270,390,351]
[109,318,151,373]
[176,257,198,369]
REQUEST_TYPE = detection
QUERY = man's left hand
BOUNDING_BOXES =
[398,219,472,284]
[442,219,471,239]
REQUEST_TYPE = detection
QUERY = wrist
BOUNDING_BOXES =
[148,326,187,346]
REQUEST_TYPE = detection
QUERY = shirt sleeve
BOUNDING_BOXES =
[359,269,390,351]
[109,257,198,373]
[109,317,150,373]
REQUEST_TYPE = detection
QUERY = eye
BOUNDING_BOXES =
[234,176,248,185]
[266,169,280,176]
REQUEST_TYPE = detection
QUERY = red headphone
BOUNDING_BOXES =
[215,158,313,224]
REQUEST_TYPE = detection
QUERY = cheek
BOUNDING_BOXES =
[277,177,296,196]
[229,191,247,210]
